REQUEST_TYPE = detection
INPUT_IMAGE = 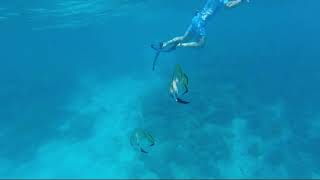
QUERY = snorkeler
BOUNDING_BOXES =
[151,0,248,70]
[162,0,248,49]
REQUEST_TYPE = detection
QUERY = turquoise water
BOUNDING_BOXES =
[0,0,319,178]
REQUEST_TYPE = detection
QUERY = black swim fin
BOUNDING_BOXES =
[163,42,179,52]
[151,42,164,51]
[152,51,160,71]
[151,42,179,71]
[151,42,178,53]
[176,98,190,104]
[151,42,163,71]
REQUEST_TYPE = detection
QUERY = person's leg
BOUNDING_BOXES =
[178,27,206,49]
[178,36,205,48]
[163,25,193,48]
[162,36,185,47]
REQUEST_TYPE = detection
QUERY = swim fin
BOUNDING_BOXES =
[152,51,160,71]
[176,98,190,104]
[151,42,164,51]
[151,42,178,53]
[151,42,179,71]
[151,42,163,71]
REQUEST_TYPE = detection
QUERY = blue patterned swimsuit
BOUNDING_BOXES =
[189,0,229,37]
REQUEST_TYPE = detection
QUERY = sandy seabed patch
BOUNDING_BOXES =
[5,75,163,178]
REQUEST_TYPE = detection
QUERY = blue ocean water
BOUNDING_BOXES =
[0,0,319,178]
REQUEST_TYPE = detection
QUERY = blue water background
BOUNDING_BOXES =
[0,0,319,178]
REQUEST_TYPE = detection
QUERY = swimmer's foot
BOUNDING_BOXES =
[159,42,164,49]
[151,42,164,51]
[151,41,178,52]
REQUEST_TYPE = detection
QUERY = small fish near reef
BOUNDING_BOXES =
[130,128,156,154]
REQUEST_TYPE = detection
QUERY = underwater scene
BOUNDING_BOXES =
[0,0,319,178]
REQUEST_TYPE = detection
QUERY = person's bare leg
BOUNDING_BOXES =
[225,0,248,7]
[163,36,185,47]
[178,36,205,48]
[163,25,192,48]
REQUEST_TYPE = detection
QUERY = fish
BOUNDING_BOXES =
[169,64,190,104]
[130,128,155,154]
